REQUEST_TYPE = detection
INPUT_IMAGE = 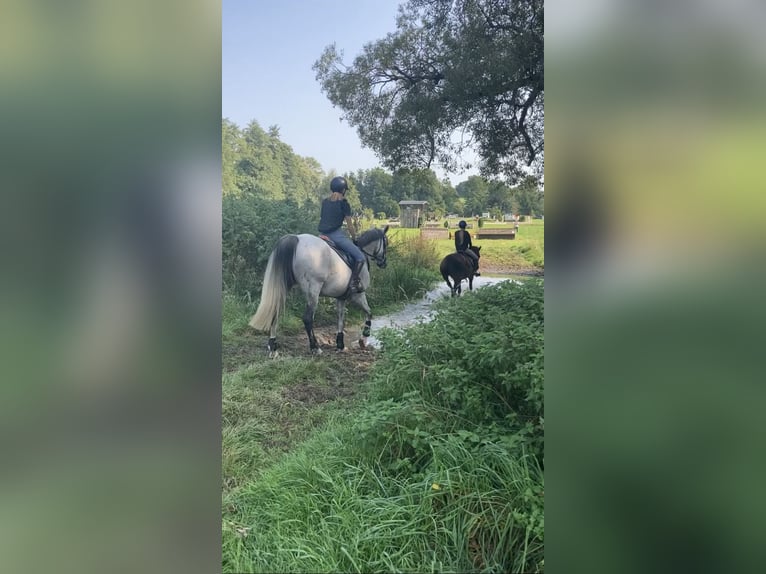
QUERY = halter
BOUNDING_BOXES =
[358,230,388,268]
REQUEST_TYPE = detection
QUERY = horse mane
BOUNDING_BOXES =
[356,227,383,248]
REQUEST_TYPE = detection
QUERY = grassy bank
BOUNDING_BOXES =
[222,280,544,573]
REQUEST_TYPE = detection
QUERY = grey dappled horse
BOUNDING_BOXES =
[249,226,389,357]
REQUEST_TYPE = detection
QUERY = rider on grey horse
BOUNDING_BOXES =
[318,176,366,293]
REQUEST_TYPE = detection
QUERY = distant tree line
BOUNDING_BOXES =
[222,118,542,220]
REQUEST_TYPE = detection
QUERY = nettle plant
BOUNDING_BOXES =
[354,280,544,474]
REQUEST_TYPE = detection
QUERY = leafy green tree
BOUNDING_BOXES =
[222,118,327,205]
[440,179,462,215]
[355,168,397,216]
[487,179,514,214]
[222,119,244,196]
[456,175,489,216]
[314,0,543,182]
[512,175,543,216]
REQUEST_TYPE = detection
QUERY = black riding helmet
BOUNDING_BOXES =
[458,220,467,228]
[330,176,349,194]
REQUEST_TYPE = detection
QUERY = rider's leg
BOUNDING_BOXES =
[466,250,480,275]
[326,230,367,293]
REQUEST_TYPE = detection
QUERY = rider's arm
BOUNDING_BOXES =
[345,215,358,241]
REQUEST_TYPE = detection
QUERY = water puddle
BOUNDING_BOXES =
[366,275,522,348]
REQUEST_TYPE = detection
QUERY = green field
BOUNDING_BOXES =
[377,219,544,272]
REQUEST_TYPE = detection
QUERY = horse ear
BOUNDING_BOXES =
[476,246,481,252]
[383,224,389,234]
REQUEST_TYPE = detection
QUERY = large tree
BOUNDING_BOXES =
[314,0,543,183]
[456,175,489,216]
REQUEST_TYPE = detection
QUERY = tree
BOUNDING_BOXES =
[314,0,543,183]
[456,175,489,216]
[355,168,397,216]
[487,179,514,214]
[222,118,326,205]
[512,175,543,216]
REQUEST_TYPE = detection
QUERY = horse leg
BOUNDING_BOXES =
[303,288,322,355]
[267,320,279,359]
[468,275,474,291]
[349,293,373,349]
[335,298,347,351]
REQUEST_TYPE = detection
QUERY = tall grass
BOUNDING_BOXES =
[365,232,441,313]
[222,280,545,573]
[223,429,544,573]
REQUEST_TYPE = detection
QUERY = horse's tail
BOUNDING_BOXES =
[249,235,298,331]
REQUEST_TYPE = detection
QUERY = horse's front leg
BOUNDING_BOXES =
[303,289,322,355]
[468,275,474,291]
[335,298,347,351]
[350,293,373,349]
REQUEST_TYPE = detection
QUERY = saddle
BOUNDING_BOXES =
[319,235,355,268]
[457,250,480,273]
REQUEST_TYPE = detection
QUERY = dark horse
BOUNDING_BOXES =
[440,246,481,297]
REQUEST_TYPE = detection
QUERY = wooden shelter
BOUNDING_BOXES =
[398,200,428,228]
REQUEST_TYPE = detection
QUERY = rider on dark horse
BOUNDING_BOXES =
[454,220,481,276]
[318,176,366,293]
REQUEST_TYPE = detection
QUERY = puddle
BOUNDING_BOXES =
[366,275,521,348]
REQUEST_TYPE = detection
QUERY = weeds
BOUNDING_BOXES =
[222,280,544,573]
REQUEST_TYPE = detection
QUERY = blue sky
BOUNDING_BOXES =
[222,0,476,184]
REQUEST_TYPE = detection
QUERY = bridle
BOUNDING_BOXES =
[359,231,387,268]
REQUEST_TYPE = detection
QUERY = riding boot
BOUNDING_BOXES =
[469,253,480,275]
[348,260,365,294]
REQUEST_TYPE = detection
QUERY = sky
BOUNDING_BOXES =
[222,0,478,185]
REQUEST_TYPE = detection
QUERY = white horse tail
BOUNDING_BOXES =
[249,235,299,331]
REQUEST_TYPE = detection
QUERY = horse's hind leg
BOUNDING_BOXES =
[268,321,279,358]
[335,298,347,351]
[303,287,322,355]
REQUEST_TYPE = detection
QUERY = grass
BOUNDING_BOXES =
[222,280,544,573]
[224,431,544,573]
[382,220,544,271]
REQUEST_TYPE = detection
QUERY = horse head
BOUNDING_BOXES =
[358,225,390,268]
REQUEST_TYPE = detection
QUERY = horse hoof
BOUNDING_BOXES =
[359,338,367,349]
[268,350,279,359]
[336,347,346,353]
[311,347,323,356]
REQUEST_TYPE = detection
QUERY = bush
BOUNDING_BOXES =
[477,217,485,228]
[222,194,316,300]
[358,279,544,467]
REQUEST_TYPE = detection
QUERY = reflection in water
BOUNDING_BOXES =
[366,276,521,349]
